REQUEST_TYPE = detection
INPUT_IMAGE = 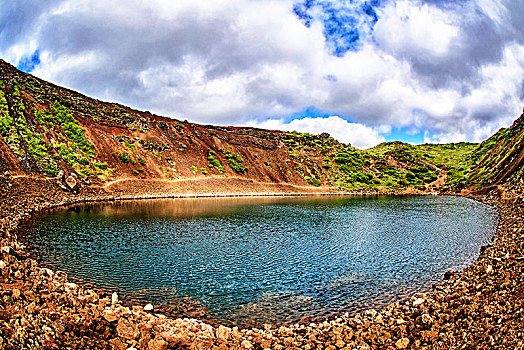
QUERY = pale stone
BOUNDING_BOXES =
[160,330,188,345]
[335,339,346,348]
[260,338,272,349]
[102,308,119,322]
[12,289,21,299]
[216,325,231,342]
[240,340,253,350]
[112,292,119,305]
[144,303,154,311]
[395,337,410,349]
[64,282,78,289]
[413,298,425,306]
[65,175,77,190]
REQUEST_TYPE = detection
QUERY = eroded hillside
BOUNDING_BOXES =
[1,58,523,193]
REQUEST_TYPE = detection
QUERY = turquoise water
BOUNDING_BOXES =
[26,195,497,325]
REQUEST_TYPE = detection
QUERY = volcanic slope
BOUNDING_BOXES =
[1,58,523,193]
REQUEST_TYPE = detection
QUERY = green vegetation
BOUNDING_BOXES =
[363,142,479,189]
[94,162,108,170]
[118,152,130,164]
[332,149,379,188]
[224,151,247,173]
[413,143,478,186]
[289,131,314,138]
[78,157,90,166]
[0,81,13,137]
[125,141,137,154]
[304,175,321,186]
[37,104,95,156]
[2,68,521,191]
[207,150,224,173]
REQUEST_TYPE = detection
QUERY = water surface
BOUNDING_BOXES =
[26,195,497,325]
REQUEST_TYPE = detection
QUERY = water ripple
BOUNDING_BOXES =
[26,195,497,325]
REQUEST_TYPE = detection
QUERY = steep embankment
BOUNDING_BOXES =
[465,113,524,191]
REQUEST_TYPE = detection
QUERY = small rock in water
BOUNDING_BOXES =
[144,303,154,311]
[112,292,118,305]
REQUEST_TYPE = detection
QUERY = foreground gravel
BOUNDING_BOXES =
[0,174,523,349]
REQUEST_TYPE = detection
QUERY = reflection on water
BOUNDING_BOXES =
[26,195,497,326]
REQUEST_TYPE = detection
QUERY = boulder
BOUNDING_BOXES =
[216,325,231,342]
[65,176,77,190]
[395,338,410,349]
[102,308,119,322]
[116,318,139,340]
[148,338,169,350]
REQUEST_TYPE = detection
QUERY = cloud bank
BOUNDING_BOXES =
[1,0,523,148]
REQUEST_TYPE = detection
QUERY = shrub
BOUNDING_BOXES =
[138,157,146,166]
[304,176,321,186]
[94,162,108,170]
[125,141,137,154]
[208,151,224,172]
[118,152,130,164]
[78,157,90,166]
[44,162,58,177]
[0,84,12,137]
[224,152,247,173]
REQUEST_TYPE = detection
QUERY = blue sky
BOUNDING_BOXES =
[1,0,523,148]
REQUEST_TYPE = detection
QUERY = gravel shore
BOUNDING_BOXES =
[1,174,523,349]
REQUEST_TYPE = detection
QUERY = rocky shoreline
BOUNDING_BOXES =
[1,175,523,349]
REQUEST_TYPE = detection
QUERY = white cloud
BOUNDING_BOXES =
[245,116,386,149]
[375,1,459,57]
[1,0,523,145]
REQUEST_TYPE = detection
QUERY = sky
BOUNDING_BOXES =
[1,0,523,149]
